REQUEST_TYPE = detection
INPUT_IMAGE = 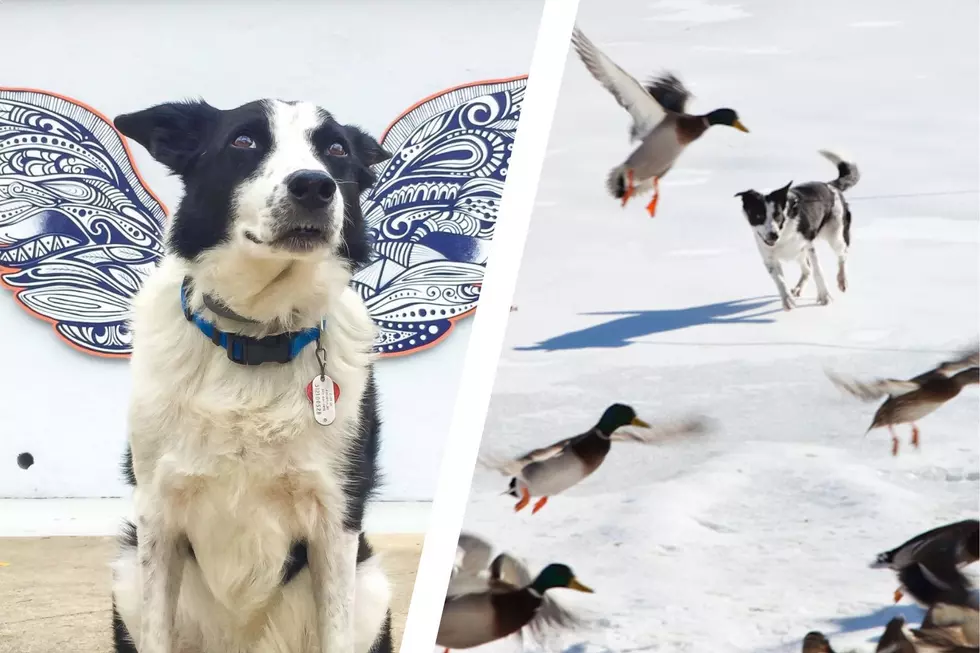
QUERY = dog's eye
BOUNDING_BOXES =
[231,134,256,149]
[326,143,347,157]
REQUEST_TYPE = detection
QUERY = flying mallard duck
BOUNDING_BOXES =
[482,404,710,514]
[437,532,592,652]
[570,26,748,218]
[827,345,980,455]
[871,519,979,609]
[877,614,979,653]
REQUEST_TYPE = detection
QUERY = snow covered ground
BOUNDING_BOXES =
[451,0,978,651]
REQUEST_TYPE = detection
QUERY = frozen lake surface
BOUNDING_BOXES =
[453,0,979,651]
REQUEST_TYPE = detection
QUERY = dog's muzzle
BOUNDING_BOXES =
[286,169,336,211]
[267,170,339,252]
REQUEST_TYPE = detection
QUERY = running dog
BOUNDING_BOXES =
[735,151,859,311]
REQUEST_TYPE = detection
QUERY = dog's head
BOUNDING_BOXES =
[114,99,391,268]
[735,181,796,247]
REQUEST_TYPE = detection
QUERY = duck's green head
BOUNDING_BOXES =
[597,403,649,436]
[531,564,594,594]
[705,108,749,133]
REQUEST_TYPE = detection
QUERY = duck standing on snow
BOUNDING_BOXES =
[482,404,710,514]
[827,345,980,455]
[870,518,979,609]
[570,26,748,217]
[437,532,592,652]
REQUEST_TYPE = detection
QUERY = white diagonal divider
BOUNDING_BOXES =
[398,0,581,649]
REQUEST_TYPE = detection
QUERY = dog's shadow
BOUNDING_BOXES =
[514,297,783,352]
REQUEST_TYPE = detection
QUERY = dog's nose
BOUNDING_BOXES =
[285,170,336,210]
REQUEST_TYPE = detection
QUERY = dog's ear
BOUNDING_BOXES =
[114,100,220,176]
[734,189,764,210]
[344,124,392,168]
[767,181,793,202]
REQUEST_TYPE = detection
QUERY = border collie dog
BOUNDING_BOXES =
[109,98,393,653]
[735,151,860,311]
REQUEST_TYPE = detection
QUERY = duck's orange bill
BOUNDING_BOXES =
[733,120,749,133]
[568,578,594,593]
[631,417,651,428]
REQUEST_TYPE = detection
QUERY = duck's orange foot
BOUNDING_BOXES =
[645,193,660,218]
[621,169,635,208]
[531,497,549,514]
[644,177,662,217]
[894,588,904,603]
[911,425,920,449]
[514,487,531,512]
[891,436,900,457]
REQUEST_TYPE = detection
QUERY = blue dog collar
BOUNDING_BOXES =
[179,277,320,366]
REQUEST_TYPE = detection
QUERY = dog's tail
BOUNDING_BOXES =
[606,163,628,199]
[819,150,860,192]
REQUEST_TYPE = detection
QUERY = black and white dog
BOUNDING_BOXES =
[735,150,859,311]
[109,98,393,653]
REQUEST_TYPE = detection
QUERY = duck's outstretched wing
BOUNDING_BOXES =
[826,369,921,402]
[478,435,579,476]
[447,533,496,598]
[353,77,525,358]
[525,600,588,649]
[873,520,979,571]
[489,552,532,590]
[927,345,980,379]
[898,557,976,610]
[610,414,713,443]
[644,73,692,114]
[570,26,667,142]
[0,89,166,357]
[454,533,494,579]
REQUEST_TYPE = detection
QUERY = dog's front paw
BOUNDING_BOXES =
[781,296,795,311]
[817,293,832,306]
[791,285,804,298]
[837,274,847,293]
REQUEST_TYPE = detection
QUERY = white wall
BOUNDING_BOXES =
[0,0,543,500]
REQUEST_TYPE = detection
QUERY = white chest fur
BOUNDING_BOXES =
[756,225,809,261]
[126,257,376,613]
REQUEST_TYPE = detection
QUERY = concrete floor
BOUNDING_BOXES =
[0,534,422,653]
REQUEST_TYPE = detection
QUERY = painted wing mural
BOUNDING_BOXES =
[0,77,526,358]
[355,76,526,356]
[0,89,167,357]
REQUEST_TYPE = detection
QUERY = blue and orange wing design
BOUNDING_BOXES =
[353,76,527,357]
[0,89,166,357]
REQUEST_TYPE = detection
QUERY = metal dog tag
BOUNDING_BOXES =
[309,375,337,426]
